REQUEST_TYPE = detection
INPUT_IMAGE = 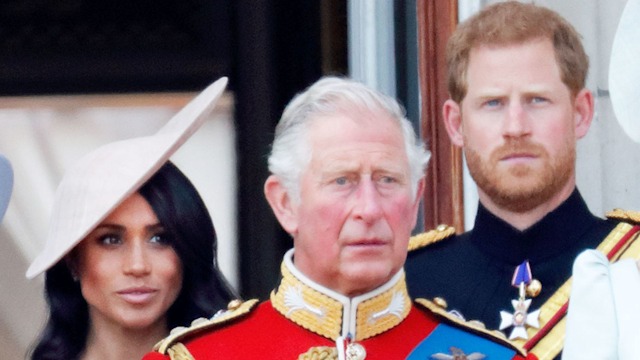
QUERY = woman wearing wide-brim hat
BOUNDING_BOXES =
[26,77,238,360]
[563,1,640,359]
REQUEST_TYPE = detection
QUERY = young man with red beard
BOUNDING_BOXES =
[405,2,640,360]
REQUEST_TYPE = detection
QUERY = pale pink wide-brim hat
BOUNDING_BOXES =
[26,77,228,279]
[0,154,13,222]
[609,0,640,142]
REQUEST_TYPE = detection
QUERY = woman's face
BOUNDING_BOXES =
[73,192,183,332]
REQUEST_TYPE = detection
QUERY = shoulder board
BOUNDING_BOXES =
[408,224,456,251]
[414,297,527,357]
[606,208,640,225]
[154,299,260,355]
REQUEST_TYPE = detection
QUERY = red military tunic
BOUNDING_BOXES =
[145,250,533,359]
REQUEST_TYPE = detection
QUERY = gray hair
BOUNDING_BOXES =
[267,76,430,203]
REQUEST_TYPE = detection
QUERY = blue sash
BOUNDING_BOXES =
[407,324,516,359]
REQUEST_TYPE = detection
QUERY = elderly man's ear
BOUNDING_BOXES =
[264,175,298,235]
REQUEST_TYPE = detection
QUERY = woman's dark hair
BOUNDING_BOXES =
[29,161,237,360]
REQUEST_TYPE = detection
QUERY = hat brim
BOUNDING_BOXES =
[0,154,13,222]
[609,0,640,143]
[26,77,228,279]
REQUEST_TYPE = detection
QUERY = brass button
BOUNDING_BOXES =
[191,317,208,326]
[468,320,486,329]
[433,297,448,309]
[227,299,243,310]
[526,279,542,298]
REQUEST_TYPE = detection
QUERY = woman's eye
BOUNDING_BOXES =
[150,233,171,245]
[99,235,121,246]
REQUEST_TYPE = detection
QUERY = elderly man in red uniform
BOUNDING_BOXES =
[144,77,533,360]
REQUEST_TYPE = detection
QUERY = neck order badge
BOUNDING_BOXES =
[499,261,541,340]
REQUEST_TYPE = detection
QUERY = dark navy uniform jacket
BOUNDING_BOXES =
[405,189,616,330]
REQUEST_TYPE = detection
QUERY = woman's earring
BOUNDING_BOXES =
[69,269,79,282]
[65,257,80,282]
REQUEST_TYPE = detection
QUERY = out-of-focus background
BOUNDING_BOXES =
[0,1,638,358]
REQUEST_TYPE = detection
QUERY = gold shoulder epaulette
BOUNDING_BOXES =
[408,224,456,251]
[414,297,527,357]
[606,208,640,224]
[154,299,259,355]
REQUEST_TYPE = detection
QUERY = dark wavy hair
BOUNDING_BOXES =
[29,161,237,360]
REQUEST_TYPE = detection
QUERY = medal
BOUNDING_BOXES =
[337,334,366,360]
[346,342,366,360]
[499,260,541,340]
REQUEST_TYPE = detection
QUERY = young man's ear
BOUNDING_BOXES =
[264,175,298,235]
[574,88,594,139]
[443,99,464,147]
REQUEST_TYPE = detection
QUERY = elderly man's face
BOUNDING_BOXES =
[286,106,422,297]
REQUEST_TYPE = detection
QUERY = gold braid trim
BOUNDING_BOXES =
[154,299,259,355]
[408,224,456,251]
[271,264,344,340]
[167,343,195,360]
[606,208,640,224]
[271,262,412,341]
[355,272,411,340]
[298,346,338,360]
[616,231,640,261]
[522,222,640,359]
[595,222,640,261]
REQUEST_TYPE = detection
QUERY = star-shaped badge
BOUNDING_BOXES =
[499,298,540,340]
